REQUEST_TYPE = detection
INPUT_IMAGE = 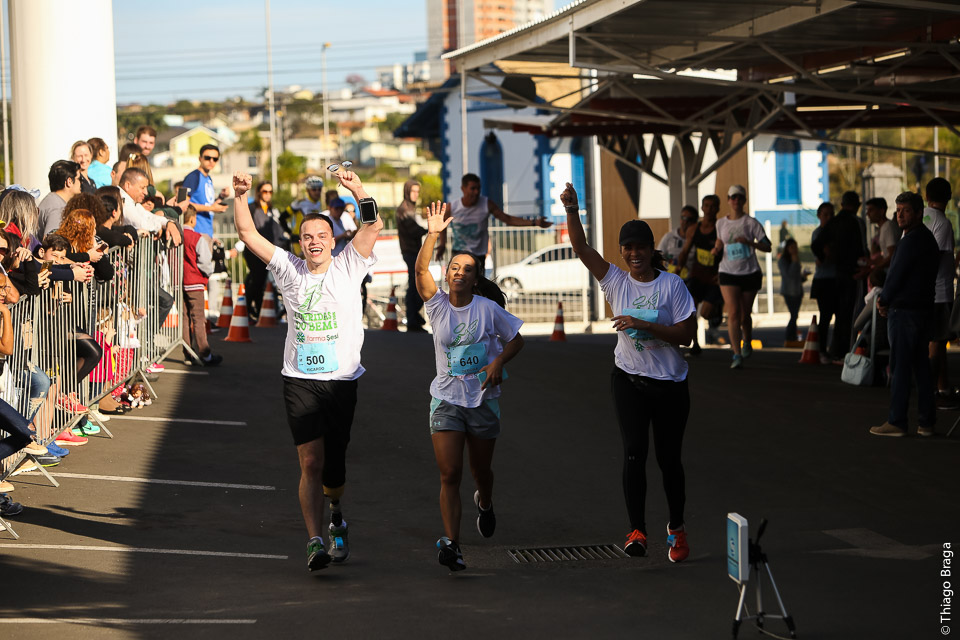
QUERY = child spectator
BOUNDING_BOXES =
[182,206,222,366]
[777,238,807,343]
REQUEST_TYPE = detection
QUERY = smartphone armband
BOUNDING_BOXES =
[358,198,379,224]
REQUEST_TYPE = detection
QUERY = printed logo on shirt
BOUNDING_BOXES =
[452,223,479,251]
[628,290,666,353]
[299,283,323,312]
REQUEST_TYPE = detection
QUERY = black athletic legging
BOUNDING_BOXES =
[75,332,103,382]
[610,367,689,535]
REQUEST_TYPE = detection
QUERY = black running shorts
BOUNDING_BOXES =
[718,270,762,292]
[282,376,358,446]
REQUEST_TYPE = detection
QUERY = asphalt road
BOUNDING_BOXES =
[0,325,956,640]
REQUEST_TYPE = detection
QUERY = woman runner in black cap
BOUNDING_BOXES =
[561,183,696,563]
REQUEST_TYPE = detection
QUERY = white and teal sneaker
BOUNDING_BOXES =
[328,520,350,563]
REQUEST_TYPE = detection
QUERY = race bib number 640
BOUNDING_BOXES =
[448,343,486,376]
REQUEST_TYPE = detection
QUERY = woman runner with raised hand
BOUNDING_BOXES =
[560,183,696,563]
[416,200,525,572]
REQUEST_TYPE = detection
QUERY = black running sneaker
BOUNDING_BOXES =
[436,536,465,571]
[307,536,331,571]
[0,495,24,517]
[473,490,496,538]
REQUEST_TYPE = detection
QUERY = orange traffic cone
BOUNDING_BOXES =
[257,282,279,327]
[217,279,233,328]
[382,287,399,331]
[163,304,179,328]
[224,284,252,343]
[799,315,820,364]
[550,302,566,341]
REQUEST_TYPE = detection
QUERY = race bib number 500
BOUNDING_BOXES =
[297,342,338,374]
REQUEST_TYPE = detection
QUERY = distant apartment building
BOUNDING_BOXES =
[426,0,552,81]
[377,52,432,91]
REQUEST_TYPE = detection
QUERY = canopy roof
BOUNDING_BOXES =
[442,0,960,163]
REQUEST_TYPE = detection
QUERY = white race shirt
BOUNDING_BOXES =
[450,196,490,257]
[922,206,955,304]
[600,266,696,382]
[268,243,376,381]
[716,215,767,275]
[424,289,523,408]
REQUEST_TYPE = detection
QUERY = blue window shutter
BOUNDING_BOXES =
[479,132,504,205]
[775,138,801,205]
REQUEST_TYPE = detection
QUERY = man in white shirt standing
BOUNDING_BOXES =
[233,168,383,572]
[923,177,956,406]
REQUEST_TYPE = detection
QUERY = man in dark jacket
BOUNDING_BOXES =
[871,192,939,437]
[811,191,865,360]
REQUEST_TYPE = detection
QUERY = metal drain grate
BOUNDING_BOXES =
[507,544,629,564]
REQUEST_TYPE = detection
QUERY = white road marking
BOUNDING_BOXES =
[108,416,246,426]
[19,471,275,491]
[0,618,256,625]
[0,544,286,560]
[818,528,936,560]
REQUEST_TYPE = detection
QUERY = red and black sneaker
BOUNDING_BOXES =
[667,525,689,563]
[624,529,647,557]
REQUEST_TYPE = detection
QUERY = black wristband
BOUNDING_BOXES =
[565,205,579,214]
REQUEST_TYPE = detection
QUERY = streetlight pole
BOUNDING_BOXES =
[265,0,278,189]
[322,42,331,168]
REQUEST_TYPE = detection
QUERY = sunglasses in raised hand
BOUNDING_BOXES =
[326,160,353,174]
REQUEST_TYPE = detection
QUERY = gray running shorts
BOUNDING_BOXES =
[429,397,501,439]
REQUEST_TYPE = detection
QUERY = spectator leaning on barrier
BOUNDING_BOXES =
[182,144,228,242]
[871,191,939,438]
[70,140,98,195]
[95,186,137,247]
[118,168,182,246]
[38,160,82,238]
[812,191,866,361]
[396,179,427,332]
[182,205,222,367]
[134,125,157,157]
[921,177,956,408]
[59,201,114,283]
[86,137,112,189]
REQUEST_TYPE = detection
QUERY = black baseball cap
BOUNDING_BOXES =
[619,219,655,246]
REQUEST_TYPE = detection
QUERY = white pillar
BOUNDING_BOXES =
[9,0,118,192]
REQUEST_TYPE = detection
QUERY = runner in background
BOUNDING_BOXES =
[233,168,383,572]
[416,200,524,572]
[677,195,724,353]
[561,182,695,564]
[712,185,771,369]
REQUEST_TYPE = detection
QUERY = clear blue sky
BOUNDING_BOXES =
[112,0,429,104]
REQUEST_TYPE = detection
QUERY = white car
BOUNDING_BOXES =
[495,243,588,296]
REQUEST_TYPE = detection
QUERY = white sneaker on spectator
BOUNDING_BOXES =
[89,409,110,423]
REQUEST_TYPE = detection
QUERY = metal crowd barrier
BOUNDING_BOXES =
[0,237,187,538]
